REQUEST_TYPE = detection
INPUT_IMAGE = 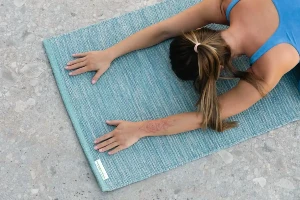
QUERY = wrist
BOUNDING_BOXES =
[137,120,151,138]
[105,47,118,61]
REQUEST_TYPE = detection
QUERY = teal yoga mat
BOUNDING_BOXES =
[43,0,300,191]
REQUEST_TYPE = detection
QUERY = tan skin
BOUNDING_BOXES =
[66,0,300,155]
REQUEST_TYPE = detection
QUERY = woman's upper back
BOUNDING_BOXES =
[223,0,300,66]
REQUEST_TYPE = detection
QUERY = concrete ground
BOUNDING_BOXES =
[1,0,299,199]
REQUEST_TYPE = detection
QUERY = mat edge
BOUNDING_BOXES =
[107,118,300,191]
[42,39,110,192]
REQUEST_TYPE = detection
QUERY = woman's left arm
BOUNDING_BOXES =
[94,59,296,155]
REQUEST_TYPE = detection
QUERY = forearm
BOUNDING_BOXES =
[139,112,203,137]
[107,23,169,60]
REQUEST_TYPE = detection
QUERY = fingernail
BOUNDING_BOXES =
[92,80,96,84]
[69,72,72,75]
[65,66,69,69]
[99,149,103,152]
[94,140,97,144]
[106,120,110,123]
[94,146,97,150]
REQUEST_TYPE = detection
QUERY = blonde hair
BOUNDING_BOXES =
[170,27,265,132]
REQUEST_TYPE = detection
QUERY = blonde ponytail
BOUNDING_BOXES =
[169,27,264,132]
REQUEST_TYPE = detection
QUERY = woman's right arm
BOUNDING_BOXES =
[108,0,226,59]
[66,0,226,83]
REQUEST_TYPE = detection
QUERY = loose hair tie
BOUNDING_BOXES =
[194,42,201,53]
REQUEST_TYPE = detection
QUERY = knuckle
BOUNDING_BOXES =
[97,143,103,148]
[104,140,110,146]
[114,135,120,141]
[102,147,107,151]
[86,65,92,70]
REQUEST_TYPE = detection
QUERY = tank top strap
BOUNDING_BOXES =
[226,0,240,21]
[249,25,287,65]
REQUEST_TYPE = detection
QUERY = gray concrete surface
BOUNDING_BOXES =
[1,0,300,199]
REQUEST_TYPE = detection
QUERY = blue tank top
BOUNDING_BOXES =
[226,0,300,65]
[226,0,300,92]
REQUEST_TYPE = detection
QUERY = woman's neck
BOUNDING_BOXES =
[221,28,244,58]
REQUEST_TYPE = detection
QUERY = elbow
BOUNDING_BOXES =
[161,29,175,40]
[152,22,174,40]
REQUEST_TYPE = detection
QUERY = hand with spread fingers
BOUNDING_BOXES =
[94,120,145,155]
[65,50,114,84]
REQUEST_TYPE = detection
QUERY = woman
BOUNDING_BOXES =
[65,0,300,155]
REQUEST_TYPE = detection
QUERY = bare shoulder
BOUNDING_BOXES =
[249,43,299,85]
[161,0,228,38]
[201,0,228,24]
[218,44,299,119]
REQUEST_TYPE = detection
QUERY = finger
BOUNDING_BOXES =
[69,66,88,76]
[108,145,124,155]
[67,57,86,66]
[106,120,123,126]
[94,137,116,150]
[67,61,87,70]
[72,52,88,57]
[92,69,105,84]
[94,132,114,144]
[99,142,119,152]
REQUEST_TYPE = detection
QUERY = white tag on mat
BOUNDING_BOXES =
[95,159,109,180]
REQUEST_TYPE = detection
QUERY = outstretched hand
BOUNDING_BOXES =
[94,120,145,155]
[65,50,114,84]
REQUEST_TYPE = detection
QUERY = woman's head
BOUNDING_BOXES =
[169,27,230,81]
[169,27,264,132]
